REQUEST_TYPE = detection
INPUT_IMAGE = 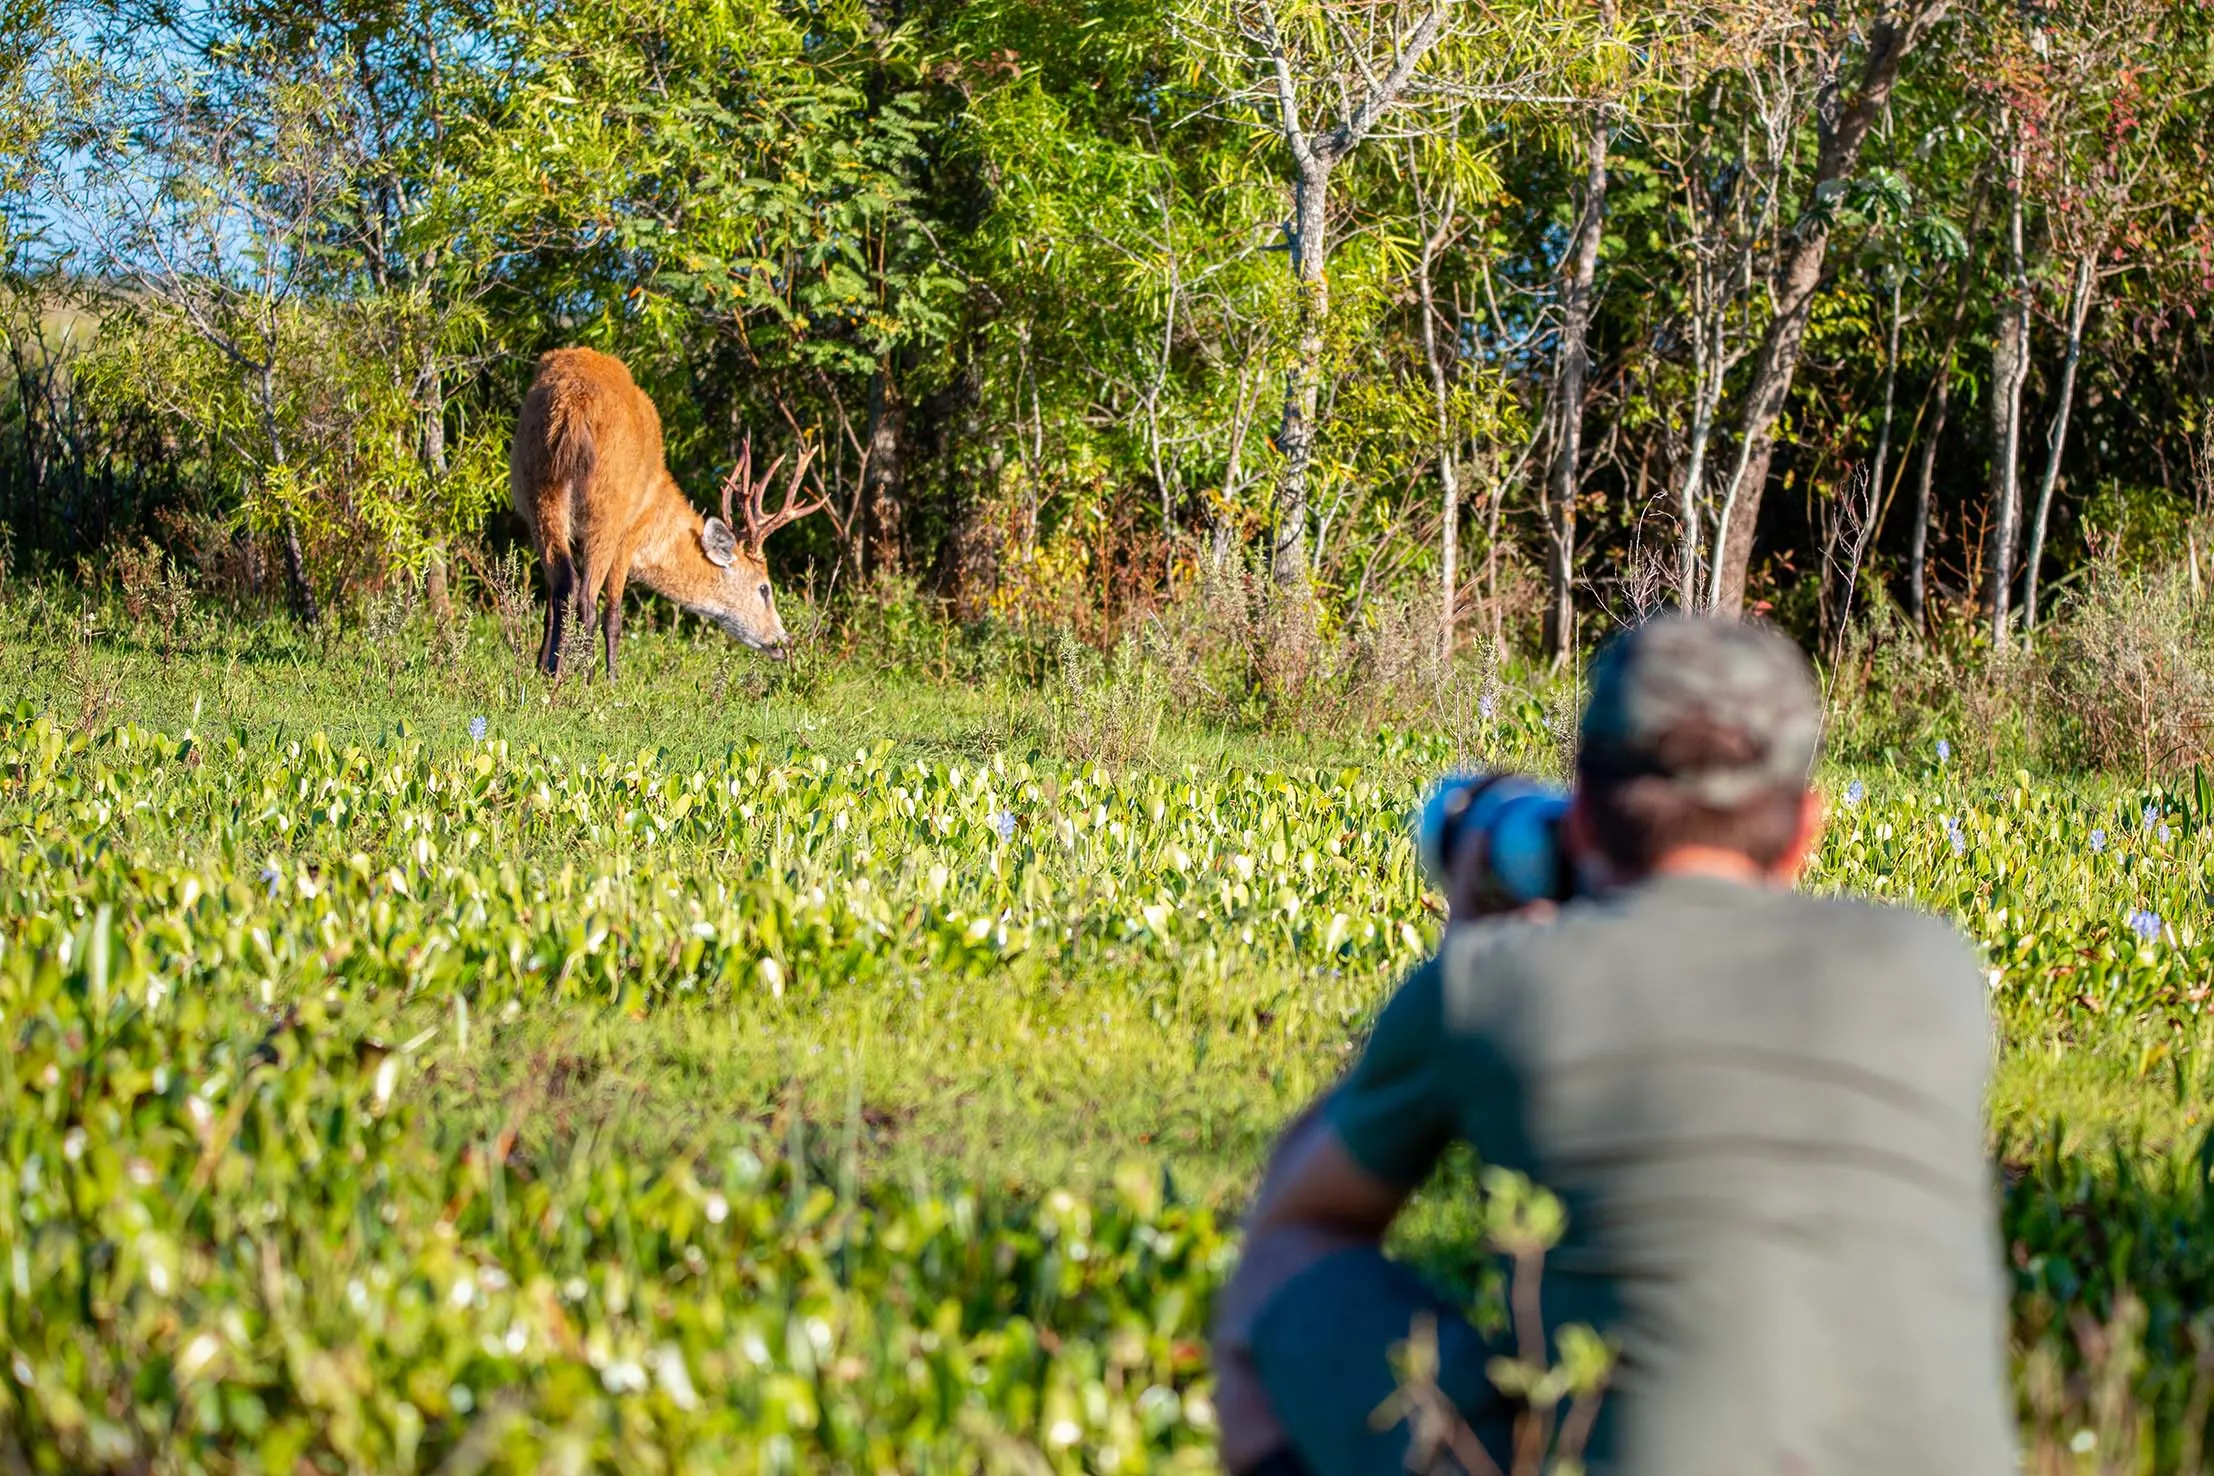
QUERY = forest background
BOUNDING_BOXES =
[11,1,2214,1467]
[5,0,2214,687]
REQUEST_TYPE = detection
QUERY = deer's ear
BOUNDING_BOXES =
[701,517,740,568]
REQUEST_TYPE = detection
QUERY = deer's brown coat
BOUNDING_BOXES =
[509,347,818,680]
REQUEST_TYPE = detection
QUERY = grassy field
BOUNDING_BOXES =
[5,601,2214,1471]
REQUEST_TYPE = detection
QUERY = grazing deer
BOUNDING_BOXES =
[509,347,827,681]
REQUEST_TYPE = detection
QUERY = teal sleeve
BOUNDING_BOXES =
[1325,957,1457,1189]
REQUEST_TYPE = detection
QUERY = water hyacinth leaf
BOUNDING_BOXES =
[1,702,2211,1465]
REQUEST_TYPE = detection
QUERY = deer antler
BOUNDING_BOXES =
[718,434,754,530]
[739,439,827,554]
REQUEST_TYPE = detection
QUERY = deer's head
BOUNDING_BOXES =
[693,436,828,661]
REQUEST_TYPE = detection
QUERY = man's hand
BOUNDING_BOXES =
[1443,820,1566,926]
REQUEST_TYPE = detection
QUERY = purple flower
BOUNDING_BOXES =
[259,861,281,898]
[991,809,1016,844]
[1479,691,1497,722]
[2090,829,2107,854]
[2128,909,2163,944]
[1843,779,1866,807]
[2159,824,2173,844]
[1942,816,1966,856]
[469,716,488,743]
[2143,803,2160,832]
[1935,739,1951,764]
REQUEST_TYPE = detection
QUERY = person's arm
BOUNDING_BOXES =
[1211,959,1457,1472]
[1211,1103,1410,1471]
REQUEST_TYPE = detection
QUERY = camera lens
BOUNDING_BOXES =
[1416,775,1485,888]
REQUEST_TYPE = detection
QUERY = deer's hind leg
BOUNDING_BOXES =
[532,494,579,678]
[538,551,577,676]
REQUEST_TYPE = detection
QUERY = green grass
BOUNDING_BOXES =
[5,599,2214,1470]
[0,609,1454,1198]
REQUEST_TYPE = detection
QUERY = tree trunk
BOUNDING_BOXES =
[935,358,999,622]
[946,445,1002,624]
[280,519,318,627]
[1907,374,1952,628]
[1706,2,1948,614]
[1271,158,1332,587]
[1833,271,1903,652]
[1544,118,1608,662]
[1903,193,1993,630]
[260,364,318,627]
[1673,358,1709,610]
[863,364,905,579]
[1416,182,1460,656]
[1983,133,2029,648]
[1866,274,1903,551]
[1676,302,1727,609]
[419,359,453,624]
[1249,0,1447,589]
[2022,252,2096,636]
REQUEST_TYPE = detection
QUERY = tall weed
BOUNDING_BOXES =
[1140,562,1493,740]
[2040,564,2214,778]
[1048,627,1165,766]
[1822,607,2040,769]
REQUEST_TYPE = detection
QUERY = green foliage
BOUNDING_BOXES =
[77,297,505,590]
[15,0,2214,635]
[0,0,53,229]
[0,702,1431,1469]
[0,896,1234,1469]
[4,613,2214,1465]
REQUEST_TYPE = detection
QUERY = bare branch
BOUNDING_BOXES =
[1248,0,1314,169]
[1319,3,1449,162]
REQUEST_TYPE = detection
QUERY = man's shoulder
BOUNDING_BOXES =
[1440,882,1981,999]
[1435,910,1560,1006]
[1778,889,1982,973]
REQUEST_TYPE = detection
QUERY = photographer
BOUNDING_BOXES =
[1211,617,2014,1476]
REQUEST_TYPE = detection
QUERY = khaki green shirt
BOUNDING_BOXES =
[1327,873,2016,1476]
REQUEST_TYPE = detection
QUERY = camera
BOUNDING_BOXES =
[1415,773,1576,909]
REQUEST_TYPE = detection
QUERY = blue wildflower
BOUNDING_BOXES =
[2128,909,2163,944]
[2143,803,2160,832]
[1936,739,1951,764]
[1843,779,1866,807]
[991,809,1016,844]
[1942,815,1966,856]
[2159,824,2173,844]
[2090,829,2107,854]
[259,861,281,898]
[1479,691,1497,722]
[469,716,488,743]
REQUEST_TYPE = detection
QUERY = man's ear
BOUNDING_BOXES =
[1773,789,1827,885]
[701,516,739,568]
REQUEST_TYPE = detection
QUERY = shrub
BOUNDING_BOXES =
[1136,562,1498,741]
[2040,564,2214,778]
[1821,606,2041,771]
[112,535,194,654]
[1048,627,1166,766]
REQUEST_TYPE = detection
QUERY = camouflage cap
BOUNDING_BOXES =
[1578,615,1821,806]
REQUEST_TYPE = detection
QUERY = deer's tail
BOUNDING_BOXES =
[544,392,597,509]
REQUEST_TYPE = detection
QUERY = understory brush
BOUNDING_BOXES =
[1824,552,2214,778]
[2042,563,2214,779]
[1822,606,2041,769]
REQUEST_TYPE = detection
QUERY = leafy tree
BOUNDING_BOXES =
[485,0,961,579]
